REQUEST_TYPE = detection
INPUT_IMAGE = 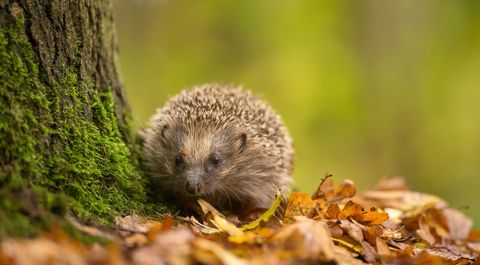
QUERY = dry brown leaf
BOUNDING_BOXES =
[198,199,226,219]
[132,228,194,265]
[329,222,344,238]
[342,200,363,219]
[325,203,341,219]
[416,247,473,262]
[69,219,114,240]
[329,179,357,203]
[358,207,389,226]
[284,192,317,223]
[1,238,87,265]
[1,230,128,265]
[188,215,222,234]
[417,215,437,245]
[360,240,377,263]
[380,225,409,242]
[312,177,356,203]
[333,245,369,265]
[364,226,382,245]
[192,238,247,265]
[339,220,364,242]
[360,189,446,214]
[124,233,148,248]
[273,216,335,262]
[376,237,392,256]
[115,214,162,234]
[467,242,480,253]
[146,214,172,242]
[312,174,334,200]
[442,208,473,240]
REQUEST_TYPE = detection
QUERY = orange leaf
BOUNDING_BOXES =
[284,192,317,223]
[325,204,341,219]
[358,207,389,226]
[329,179,357,203]
[342,201,363,219]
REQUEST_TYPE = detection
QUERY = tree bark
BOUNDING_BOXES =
[0,0,150,237]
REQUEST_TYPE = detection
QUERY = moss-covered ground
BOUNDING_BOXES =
[0,5,165,238]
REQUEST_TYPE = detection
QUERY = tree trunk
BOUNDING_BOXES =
[0,0,150,237]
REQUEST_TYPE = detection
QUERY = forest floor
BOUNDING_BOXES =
[1,176,479,265]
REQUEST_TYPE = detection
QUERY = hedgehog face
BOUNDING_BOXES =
[173,149,223,196]
[163,122,247,197]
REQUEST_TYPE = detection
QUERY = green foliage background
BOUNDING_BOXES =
[114,1,480,225]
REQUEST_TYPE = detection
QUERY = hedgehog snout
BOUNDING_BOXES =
[185,181,202,195]
[184,167,205,195]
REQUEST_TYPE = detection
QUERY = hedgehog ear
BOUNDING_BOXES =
[236,133,247,154]
[160,125,168,138]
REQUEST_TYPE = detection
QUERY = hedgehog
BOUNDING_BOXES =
[142,84,294,214]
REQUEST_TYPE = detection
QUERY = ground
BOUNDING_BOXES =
[1,177,478,265]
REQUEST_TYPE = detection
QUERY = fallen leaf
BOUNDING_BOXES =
[147,214,173,242]
[115,214,162,234]
[124,233,148,247]
[192,238,247,265]
[68,216,114,240]
[284,192,317,223]
[357,207,389,226]
[376,237,392,256]
[332,236,363,255]
[329,179,357,203]
[198,199,226,219]
[342,201,363,220]
[442,208,473,240]
[211,215,244,237]
[273,216,335,262]
[339,220,364,242]
[325,203,342,219]
[240,189,282,231]
[188,216,222,234]
[360,189,446,214]
[312,177,356,203]
[333,245,369,265]
[312,173,334,200]
[416,215,437,245]
[132,228,194,265]
[360,240,377,263]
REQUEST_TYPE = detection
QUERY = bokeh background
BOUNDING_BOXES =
[113,0,480,225]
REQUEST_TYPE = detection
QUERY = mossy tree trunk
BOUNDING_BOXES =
[0,1,152,237]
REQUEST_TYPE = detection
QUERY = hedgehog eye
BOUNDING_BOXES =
[175,154,183,166]
[210,153,221,166]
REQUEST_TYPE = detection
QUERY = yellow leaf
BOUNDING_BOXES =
[240,189,282,231]
[211,215,244,237]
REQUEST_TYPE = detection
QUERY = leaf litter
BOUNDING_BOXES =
[1,176,479,265]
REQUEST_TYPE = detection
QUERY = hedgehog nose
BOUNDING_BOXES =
[185,182,201,195]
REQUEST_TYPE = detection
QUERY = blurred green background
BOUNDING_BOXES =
[113,0,480,224]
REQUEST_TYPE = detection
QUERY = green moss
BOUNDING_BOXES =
[0,5,163,238]
[0,193,41,237]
